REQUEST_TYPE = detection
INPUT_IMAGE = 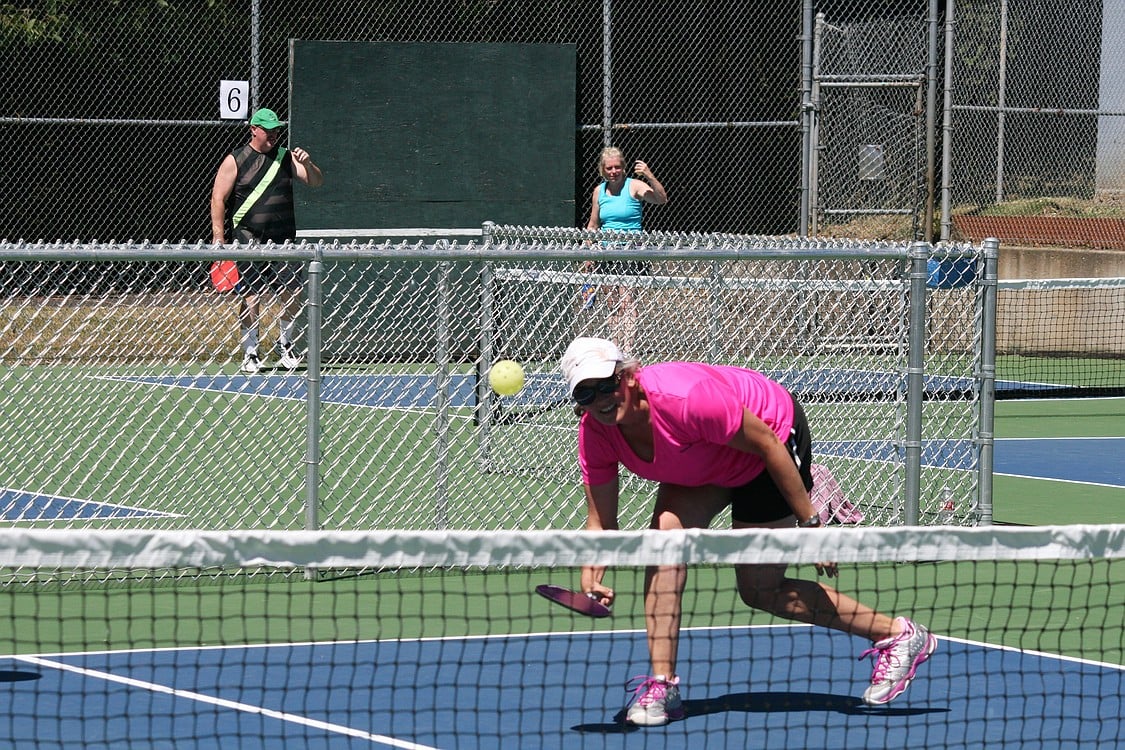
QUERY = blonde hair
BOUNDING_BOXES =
[597,146,626,179]
[615,356,641,375]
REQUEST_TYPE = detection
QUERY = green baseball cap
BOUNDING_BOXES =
[249,108,285,130]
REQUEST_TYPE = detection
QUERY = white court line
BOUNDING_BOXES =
[992,473,1125,490]
[14,654,439,750]
[0,487,180,521]
[997,436,1125,441]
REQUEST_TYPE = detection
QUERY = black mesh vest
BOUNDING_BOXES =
[226,144,296,243]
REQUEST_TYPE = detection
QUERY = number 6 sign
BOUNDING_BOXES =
[219,80,249,120]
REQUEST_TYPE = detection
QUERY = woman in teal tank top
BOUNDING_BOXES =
[583,146,668,353]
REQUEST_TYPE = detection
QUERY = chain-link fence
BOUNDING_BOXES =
[0,234,991,532]
[0,0,805,241]
[4,1,1120,246]
[944,0,1125,247]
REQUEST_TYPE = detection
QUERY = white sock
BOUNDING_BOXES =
[278,319,295,345]
[241,327,259,354]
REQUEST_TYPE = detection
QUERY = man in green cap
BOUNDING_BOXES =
[210,107,324,373]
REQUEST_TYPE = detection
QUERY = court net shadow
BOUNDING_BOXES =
[572,690,947,733]
[0,670,41,683]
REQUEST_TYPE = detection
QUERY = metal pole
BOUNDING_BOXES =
[301,246,323,581]
[476,223,497,472]
[434,250,452,529]
[940,0,956,241]
[798,0,815,235]
[251,0,260,111]
[304,246,323,531]
[808,12,827,236]
[995,0,1009,203]
[708,260,722,362]
[602,0,613,146]
[976,238,999,526]
[923,0,940,240]
[904,242,929,525]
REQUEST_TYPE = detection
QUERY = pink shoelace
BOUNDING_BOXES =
[627,675,671,706]
[859,629,908,682]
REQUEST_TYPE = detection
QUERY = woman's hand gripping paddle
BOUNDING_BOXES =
[535,584,612,618]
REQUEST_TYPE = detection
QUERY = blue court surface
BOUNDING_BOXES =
[0,488,174,522]
[815,437,1125,488]
[4,625,1121,748]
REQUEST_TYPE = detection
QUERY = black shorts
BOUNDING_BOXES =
[231,228,303,295]
[236,261,303,295]
[728,395,814,524]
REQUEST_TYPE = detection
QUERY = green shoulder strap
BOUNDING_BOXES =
[232,147,288,230]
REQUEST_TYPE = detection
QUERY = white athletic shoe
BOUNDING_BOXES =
[240,351,262,374]
[625,675,684,726]
[274,339,301,370]
[860,617,937,705]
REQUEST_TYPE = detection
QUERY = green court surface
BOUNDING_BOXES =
[3,363,1122,529]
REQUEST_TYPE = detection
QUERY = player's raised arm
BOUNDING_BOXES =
[290,147,324,187]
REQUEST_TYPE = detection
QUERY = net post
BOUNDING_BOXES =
[904,241,930,525]
[975,237,1000,526]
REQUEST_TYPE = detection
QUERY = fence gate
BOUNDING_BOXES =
[808,10,931,239]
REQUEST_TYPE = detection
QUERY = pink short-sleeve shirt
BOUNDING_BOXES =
[578,362,795,487]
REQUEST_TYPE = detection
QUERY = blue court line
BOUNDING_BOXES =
[4,625,1120,749]
[0,488,173,523]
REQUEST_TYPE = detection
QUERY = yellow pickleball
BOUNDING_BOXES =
[489,359,525,396]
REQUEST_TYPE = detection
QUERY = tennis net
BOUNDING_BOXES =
[2,525,1122,748]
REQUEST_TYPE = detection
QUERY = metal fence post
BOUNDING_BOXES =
[976,237,1000,526]
[434,245,452,529]
[799,0,815,235]
[477,223,496,471]
[304,242,323,532]
[904,242,930,525]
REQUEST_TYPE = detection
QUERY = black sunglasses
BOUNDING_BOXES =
[573,374,621,406]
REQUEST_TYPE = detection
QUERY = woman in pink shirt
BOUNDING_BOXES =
[561,336,936,726]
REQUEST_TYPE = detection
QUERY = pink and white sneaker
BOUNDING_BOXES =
[860,617,938,705]
[625,674,685,726]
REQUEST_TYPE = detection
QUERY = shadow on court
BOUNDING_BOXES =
[573,690,948,733]
[0,670,41,683]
